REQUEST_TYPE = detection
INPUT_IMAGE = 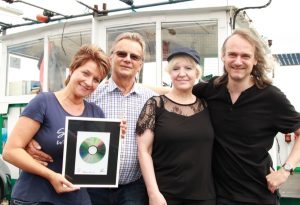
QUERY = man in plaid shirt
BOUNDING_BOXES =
[86,33,156,205]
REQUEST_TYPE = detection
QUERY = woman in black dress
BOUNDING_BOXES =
[136,47,216,205]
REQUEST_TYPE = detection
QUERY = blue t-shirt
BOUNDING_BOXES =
[12,92,104,205]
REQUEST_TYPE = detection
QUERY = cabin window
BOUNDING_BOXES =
[6,31,91,95]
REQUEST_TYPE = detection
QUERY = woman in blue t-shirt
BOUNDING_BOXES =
[3,44,111,205]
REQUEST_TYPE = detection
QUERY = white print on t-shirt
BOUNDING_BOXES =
[56,128,64,145]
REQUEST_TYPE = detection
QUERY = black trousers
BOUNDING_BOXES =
[216,196,279,205]
[163,193,216,205]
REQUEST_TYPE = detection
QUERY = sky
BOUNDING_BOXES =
[0,0,299,54]
[244,0,300,54]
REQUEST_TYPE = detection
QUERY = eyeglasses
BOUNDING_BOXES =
[114,51,143,62]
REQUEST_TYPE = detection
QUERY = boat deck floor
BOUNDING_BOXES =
[279,172,300,198]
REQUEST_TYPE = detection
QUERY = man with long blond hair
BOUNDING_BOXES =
[193,29,300,205]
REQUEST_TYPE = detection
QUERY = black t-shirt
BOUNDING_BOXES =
[193,78,300,204]
[136,95,215,200]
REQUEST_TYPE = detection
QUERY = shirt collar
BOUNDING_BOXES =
[107,77,144,95]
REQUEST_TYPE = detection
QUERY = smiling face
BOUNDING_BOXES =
[222,34,258,84]
[68,60,103,98]
[168,56,199,92]
[110,39,144,82]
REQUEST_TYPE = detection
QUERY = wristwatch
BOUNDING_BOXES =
[282,163,294,175]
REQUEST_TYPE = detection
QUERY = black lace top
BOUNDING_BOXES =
[136,95,216,200]
[136,95,206,136]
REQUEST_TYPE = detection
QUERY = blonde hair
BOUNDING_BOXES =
[166,55,202,79]
[109,32,146,60]
[65,44,110,85]
[215,28,273,88]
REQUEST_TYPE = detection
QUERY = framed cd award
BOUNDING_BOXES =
[62,116,122,187]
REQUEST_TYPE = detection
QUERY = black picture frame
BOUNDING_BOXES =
[62,116,121,187]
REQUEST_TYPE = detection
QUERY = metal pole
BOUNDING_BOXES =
[1,0,194,32]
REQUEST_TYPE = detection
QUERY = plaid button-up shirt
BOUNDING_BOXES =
[87,78,157,184]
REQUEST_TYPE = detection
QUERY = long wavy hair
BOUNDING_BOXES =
[214,29,273,89]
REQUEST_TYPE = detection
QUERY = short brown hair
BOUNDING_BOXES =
[65,44,110,85]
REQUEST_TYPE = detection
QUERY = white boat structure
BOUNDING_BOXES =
[0,0,299,204]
